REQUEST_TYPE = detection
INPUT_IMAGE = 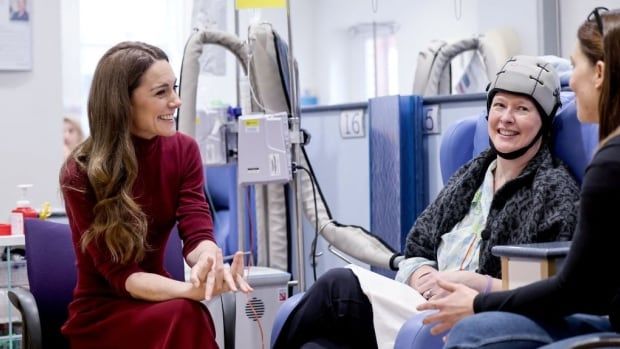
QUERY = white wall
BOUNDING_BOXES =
[61,0,81,115]
[0,0,63,217]
[300,0,541,105]
[560,0,620,58]
[244,1,620,105]
[199,0,539,104]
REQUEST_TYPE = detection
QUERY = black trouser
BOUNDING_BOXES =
[273,268,378,349]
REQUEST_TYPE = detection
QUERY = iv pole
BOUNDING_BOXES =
[285,0,306,292]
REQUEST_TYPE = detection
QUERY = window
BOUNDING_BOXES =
[364,32,399,99]
[75,0,191,133]
[349,21,399,101]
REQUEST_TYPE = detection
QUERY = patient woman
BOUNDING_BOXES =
[60,41,251,348]
[273,55,580,349]
[418,8,620,349]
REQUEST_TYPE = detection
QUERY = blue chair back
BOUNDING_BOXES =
[551,94,599,183]
[25,220,75,349]
[24,219,184,349]
[205,164,238,256]
[163,226,185,282]
[439,92,599,185]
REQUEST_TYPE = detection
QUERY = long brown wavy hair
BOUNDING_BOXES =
[70,41,169,264]
[576,9,620,143]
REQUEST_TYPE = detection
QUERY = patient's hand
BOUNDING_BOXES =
[410,265,439,299]
[416,270,486,300]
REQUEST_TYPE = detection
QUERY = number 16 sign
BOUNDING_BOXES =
[340,109,365,139]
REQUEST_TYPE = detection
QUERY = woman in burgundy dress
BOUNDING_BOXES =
[60,41,251,348]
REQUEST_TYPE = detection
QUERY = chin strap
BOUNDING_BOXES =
[489,126,544,160]
[486,99,558,160]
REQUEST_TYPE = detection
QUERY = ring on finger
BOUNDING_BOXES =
[424,289,433,299]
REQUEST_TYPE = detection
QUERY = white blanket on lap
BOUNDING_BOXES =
[346,264,426,349]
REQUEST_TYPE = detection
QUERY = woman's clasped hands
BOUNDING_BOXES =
[412,266,487,301]
[189,242,253,301]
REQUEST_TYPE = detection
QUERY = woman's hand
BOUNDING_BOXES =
[227,251,254,294]
[126,244,253,302]
[189,242,222,300]
[409,265,439,299]
[190,244,253,300]
[414,268,442,299]
[416,270,488,300]
[434,270,488,297]
[417,279,478,335]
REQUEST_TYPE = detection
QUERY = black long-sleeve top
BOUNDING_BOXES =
[474,135,620,331]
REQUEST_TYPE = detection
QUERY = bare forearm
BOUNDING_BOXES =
[125,272,203,301]
[472,274,502,293]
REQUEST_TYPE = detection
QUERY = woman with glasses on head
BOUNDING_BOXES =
[418,8,620,349]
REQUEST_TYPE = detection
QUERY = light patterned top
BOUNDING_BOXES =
[395,160,496,284]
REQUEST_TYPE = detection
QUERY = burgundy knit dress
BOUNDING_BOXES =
[60,133,218,349]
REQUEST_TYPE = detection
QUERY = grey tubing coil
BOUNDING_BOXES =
[424,37,492,96]
[178,27,249,137]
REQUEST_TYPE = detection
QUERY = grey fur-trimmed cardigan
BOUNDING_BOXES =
[404,146,580,278]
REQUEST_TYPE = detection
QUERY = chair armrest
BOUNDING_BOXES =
[394,310,446,349]
[491,241,571,259]
[270,292,304,347]
[539,332,620,348]
[569,333,620,348]
[8,287,42,349]
[492,241,571,290]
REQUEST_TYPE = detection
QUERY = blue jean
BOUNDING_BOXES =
[444,311,613,349]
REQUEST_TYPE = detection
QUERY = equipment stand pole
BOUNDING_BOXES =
[286,0,305,292]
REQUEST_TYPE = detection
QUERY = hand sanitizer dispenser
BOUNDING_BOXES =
[10,184,37,235]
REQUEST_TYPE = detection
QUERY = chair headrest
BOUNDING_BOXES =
[551,92,599,183]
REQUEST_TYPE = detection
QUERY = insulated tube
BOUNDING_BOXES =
[424,37,491,96]
[177,27,250,137]
[298,147,403,270]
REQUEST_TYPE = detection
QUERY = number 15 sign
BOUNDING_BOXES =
[340,109,365,139]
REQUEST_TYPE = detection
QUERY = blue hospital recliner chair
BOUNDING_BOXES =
[271,92,599,348]
[205,164,238,256]
[205,164,257,261]
[8,219,185,349]
[393,91,598,349]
